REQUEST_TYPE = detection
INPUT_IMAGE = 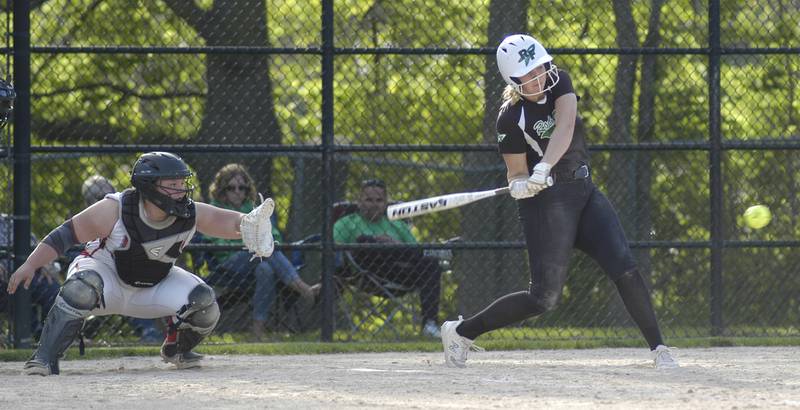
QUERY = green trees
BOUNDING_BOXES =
[5,0,798,336]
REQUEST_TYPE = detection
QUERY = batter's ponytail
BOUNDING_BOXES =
[502,85,522,105]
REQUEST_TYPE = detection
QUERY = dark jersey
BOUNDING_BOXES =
[113,189,196,287]
[496,69,590,173]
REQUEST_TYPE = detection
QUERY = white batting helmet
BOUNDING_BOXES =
[496,34,560,97]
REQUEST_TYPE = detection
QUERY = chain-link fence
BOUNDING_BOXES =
[1,0,799,347]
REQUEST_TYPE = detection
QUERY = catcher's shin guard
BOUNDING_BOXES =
[161,284,219,368]
[25,270,104,376]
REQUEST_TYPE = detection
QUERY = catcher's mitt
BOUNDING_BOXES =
[240,194,275,259]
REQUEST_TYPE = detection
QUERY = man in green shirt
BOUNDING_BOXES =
[333,179,442,337]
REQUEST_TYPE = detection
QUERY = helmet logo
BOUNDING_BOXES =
[517,44,537,66]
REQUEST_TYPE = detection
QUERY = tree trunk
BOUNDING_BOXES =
[607,0,639,230]
[171,0,281,199]
[455,0,529,316]
[606,0,639,325]
[635,0,666,288]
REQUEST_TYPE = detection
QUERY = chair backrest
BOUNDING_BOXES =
[290,200,416,296]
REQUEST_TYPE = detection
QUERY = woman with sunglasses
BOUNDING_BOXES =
[206,163,317,340]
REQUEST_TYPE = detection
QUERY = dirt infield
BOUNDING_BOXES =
[1,346,798,409]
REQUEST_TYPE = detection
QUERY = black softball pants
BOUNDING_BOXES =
[458,178,664,349]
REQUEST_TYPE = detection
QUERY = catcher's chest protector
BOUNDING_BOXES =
[114,189,196,287]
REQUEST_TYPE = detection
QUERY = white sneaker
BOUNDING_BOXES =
[422,320,441,338]
[652,345,679,369]
[441,316,483,368]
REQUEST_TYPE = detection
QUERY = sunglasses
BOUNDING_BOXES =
[225,185,250,193]
[361,178,386,189]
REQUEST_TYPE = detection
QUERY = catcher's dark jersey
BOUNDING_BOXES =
[496,69,590,173]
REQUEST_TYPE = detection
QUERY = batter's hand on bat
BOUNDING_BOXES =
[509,178,538,199]
[528,162,553,194]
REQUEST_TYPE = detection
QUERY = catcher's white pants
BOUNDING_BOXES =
[68,251,204,319]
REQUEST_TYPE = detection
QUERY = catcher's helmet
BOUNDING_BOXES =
[131,152,194,218]
[496,34,560,97]
[0,78,16,129]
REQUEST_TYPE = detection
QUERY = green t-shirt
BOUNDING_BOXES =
[333,212,417,244]
[208,199,282,263]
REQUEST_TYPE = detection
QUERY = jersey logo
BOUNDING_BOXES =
[149,246,164,257]
[533,115,555,139]
[497,133,507,143]
[517,44,537,66]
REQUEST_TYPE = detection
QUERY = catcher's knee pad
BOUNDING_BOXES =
[61,269,104,313]
[177,283,220,336]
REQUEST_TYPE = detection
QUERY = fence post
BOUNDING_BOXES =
[320,0,335,342]
[708,0,724,336]
[12,0,32,348]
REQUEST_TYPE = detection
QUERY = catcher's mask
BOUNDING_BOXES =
[131,152,195,218]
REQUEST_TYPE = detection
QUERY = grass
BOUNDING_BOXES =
[2,335,799,362]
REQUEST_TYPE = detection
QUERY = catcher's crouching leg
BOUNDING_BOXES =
[161,283,220,369]
[26,270,104,376]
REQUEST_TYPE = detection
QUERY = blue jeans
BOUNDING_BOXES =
[219,250,300,323]
[30,273,61,338]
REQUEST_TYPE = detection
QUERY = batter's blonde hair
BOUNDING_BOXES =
[501,85,523,105]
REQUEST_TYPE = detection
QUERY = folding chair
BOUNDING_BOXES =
[290,201,452,340]
[331,201,429,339]
[334,246,419,340]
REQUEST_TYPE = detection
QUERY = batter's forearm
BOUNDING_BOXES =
[542,130,573,166]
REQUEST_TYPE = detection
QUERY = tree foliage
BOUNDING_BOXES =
[2,0,798,334]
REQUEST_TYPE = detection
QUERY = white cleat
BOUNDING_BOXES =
[652,344,679,369]
[441,316,483,368]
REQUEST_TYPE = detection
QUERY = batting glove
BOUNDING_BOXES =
[528,162,553,193]
[509,177,537,199]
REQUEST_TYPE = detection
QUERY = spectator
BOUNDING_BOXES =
[0,213,62,343]
[204,163,317,340]
[81,175,116,207]
[74,175,162,343]
[333,178,442,338]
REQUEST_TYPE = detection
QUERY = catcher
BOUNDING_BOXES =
[6,152,275,375]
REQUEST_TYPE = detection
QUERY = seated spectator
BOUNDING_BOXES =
[333,178,442,338]
[0,213,61,343]
[81,175,116,206]
[204,163,317,340]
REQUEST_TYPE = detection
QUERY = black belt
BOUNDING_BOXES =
[551,164,590,183]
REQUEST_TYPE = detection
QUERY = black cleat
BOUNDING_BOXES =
[161,349,204,370]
